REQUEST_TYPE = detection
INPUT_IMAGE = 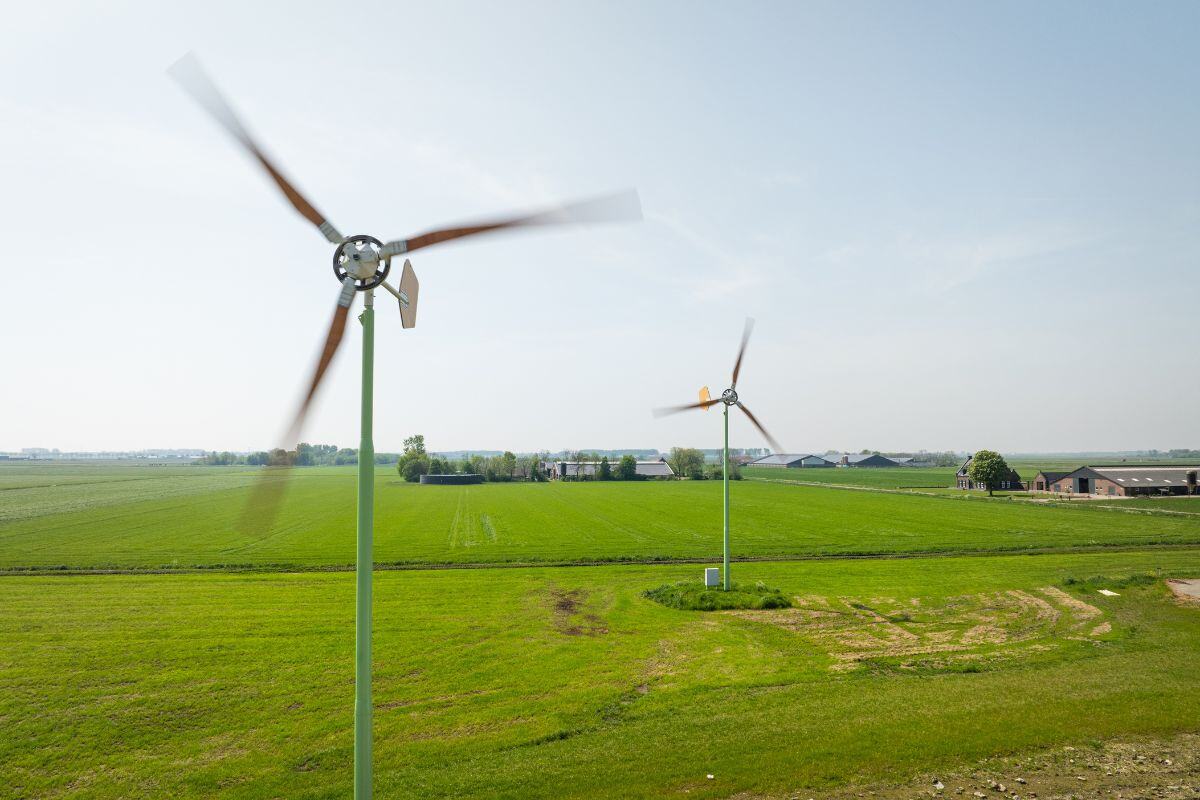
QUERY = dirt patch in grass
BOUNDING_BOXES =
[644,581,793,611]
[731,731,1200,800]
[727,587,1115,673]
[1167,578,1200,604]
[547,587,608,636]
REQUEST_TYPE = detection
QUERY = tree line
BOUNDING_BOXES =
[395,435,550,483]
[197,444,399,467]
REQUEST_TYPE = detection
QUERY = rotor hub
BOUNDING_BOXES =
[333,235,390,291]
[721,387,738,405]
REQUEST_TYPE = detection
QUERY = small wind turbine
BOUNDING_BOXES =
[654,319,782,591]
[168,53,639,800]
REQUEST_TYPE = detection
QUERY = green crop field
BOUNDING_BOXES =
[2,463,1199,799]
[4,464,1200,570]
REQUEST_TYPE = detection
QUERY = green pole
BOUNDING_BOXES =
[723,402,730,591]
[354,293,375,799]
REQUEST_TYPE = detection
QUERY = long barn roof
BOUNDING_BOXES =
[1084,465,1200,488]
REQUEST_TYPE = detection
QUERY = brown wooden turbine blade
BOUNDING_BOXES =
[381,189,641,257]
[736,401,784,455]
[653,398,723,417]
[168,53,342,243]
[238,279,357,532]
[731,318,754,389]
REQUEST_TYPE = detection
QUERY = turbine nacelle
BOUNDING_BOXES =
[334,235,388,287]
[720,387,738,406]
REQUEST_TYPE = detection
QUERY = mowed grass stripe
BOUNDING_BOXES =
[1,466,1199,570]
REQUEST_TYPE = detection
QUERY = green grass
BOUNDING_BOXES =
[643,580,792,610]
[3,465,1200,570]
[3,550,1200,799]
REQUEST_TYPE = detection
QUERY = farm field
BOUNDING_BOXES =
[4,465,1200,569]
[3,549,1200,800]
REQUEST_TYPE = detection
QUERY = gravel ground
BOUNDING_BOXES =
[738,732,1200,800]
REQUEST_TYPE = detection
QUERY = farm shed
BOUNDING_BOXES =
[1031,465,1199,497]
[747,453,834,468]
[829,453,899,467]
[1030,471,1072,492]
[956,454,1023,490]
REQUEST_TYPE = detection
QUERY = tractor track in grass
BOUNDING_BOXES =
[3,540,1200,577]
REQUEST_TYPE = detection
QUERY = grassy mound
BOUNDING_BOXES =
[1061,572,1160,590]
[644,580,792,611]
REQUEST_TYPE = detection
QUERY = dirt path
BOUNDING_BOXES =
[734,731,1200,800]
[1168,578,1200,602]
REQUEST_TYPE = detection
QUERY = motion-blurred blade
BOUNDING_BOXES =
[380,189,641,257]
[735,401,783,455]
[731,318,754,389]
[238,278,357,532]
[653,398,723,417]
[699,386,712,411]
[168,53,343,243]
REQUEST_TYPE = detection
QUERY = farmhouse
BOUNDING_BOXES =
[828,453,899,468]
[956,454,1023,490]
[554,460,675,479]
[1031,465,1199,497]
[747,453,834,468]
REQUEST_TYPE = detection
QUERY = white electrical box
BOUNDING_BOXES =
[704,567,721,587]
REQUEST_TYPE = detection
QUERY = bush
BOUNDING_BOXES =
[643,581,793,611]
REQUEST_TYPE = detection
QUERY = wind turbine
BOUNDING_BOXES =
[168,54,640,799]
[654,319,782,591]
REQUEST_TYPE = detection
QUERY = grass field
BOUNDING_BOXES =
[4,550,1200,799]
[3,463,1199,799]
[4,465,1200,569]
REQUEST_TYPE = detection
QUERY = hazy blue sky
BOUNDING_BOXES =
[2,1,1197,454]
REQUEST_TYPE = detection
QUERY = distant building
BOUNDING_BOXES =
[1030,471,1072,492]
[553,460,675,479]
[1030,465,1199,497]
[956,454,1023,490]
[828,453,899,468]
[747,453,834,469]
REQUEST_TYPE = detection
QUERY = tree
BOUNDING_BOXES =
[400,455,429,482]
[295,442,315,467]
[429,456,451,475]
[617,454,638,481]
[598,456,612,481]
[668,447,705,480]
[967,450,1010,496]
[500,451,517,481]
[397,434,430,482]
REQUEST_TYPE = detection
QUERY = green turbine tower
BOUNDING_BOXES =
[654,319,783,590]
[169,53,640,800]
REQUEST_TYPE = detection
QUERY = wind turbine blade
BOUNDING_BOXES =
[380,189,641,257]
[653,398,723,417]
[238,278,357,532]
[168,53,343,243]
[736,401,783,455]
[731,318,754,389]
